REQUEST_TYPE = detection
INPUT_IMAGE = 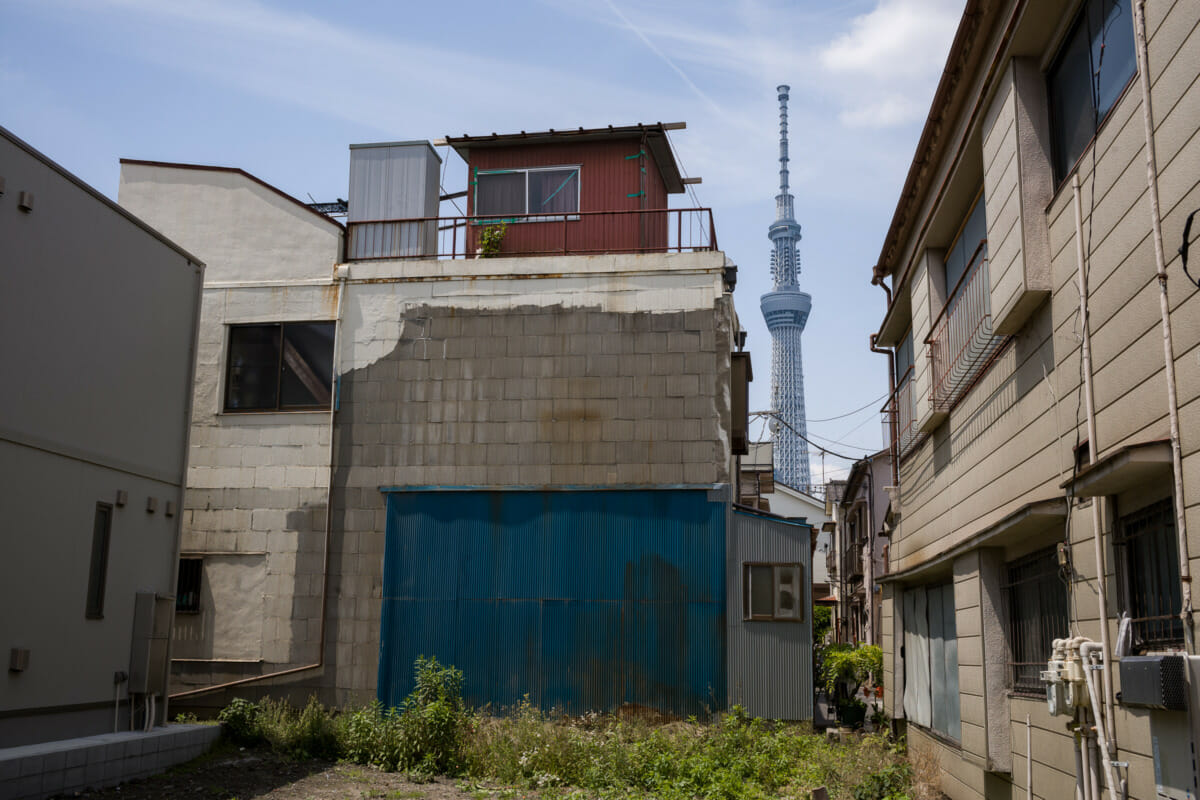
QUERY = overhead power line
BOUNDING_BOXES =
[750,410,876,462]
[806,392,888,423]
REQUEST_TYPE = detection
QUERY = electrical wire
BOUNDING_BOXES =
[806,392,888,423]
[750,410,874,461]
[440,144,466,217]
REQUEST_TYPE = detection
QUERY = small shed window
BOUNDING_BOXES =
[743,563,804,622]
[476,166,580,218]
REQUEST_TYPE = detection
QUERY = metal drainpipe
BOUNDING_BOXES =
[1072,175,1118,753]
[870,278,900,488]
[864,460,875,646]
[170,271,347,700]
[1133,0,1194,652]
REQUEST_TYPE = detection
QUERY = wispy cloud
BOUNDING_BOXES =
[601,0,729,121]
[31,0,664,138]
[818,0,962,128]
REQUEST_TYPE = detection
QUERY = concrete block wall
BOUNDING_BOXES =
[320,268,736,700]
[173,284,337,690]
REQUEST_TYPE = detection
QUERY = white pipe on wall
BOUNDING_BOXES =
[1133,0,1194,653]
[1072,175,1118,751]
[1081,643,1119,800]
[1026,713,1033,800]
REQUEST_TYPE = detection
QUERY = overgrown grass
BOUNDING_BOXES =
[214,658,922,800]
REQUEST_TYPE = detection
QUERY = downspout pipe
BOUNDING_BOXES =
[1133,0,1193,652]
[170,269,348,700]
[1071,175,1118,753]
[870,277,900,488]
[864,460,876,646]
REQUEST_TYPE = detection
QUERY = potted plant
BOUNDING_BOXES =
[478,223,507,258]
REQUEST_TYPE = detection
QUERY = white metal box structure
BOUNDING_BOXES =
[347,141,440,259]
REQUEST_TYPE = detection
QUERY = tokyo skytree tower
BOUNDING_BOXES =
[760,85,813,492]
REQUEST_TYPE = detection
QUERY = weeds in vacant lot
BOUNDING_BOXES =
[213,658,922,800]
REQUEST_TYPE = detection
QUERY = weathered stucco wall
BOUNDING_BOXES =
[119,162,343,284]
[323,265,735,700]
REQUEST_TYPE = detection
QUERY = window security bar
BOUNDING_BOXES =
[926,240,1006,412]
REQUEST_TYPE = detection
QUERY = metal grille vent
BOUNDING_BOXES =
[1119,655,1187,710]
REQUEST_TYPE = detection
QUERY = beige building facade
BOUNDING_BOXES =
[872,0,1200,798]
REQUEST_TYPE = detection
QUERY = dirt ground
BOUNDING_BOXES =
[60,745,515,800]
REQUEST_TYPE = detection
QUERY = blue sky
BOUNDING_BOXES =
[2,0,965,482]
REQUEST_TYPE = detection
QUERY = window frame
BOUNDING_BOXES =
[742,562,805,622]
[222,321,336,413]
[1115,496,1184,652]
[176,558,203,614]
[1045,0,1138,184]
[473,165,582,223]
[1003,547,1070,696]
[86,502,114,619]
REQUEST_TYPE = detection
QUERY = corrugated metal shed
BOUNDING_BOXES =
[464,139,668,255]
[378,489,726,718]
[726,506,813,720]
[348,141,440,258]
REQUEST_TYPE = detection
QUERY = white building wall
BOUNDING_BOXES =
[0,128,202,745]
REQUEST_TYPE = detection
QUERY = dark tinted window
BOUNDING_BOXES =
[896,329,915,378]
[943,194,987,305]
[225,322,334,411]
[176,558,202,614]
[476,171,525,217]
[1117,498,1183,650]
[86,503,113,619]
[1048,0,1136,181]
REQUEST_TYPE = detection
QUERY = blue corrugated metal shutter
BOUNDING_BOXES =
[378,489,726,717]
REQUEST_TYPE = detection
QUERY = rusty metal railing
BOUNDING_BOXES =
[344,207,717,261]
[926,240,1005,412]
[881,366,919,459]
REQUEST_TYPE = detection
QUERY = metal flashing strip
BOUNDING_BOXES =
[879,497,1068,585]
[203,278,337,289]
[379,483,728,494]
[1060,439,1172,497]
[731,504,811,527]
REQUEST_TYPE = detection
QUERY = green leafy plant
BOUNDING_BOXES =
[851,762,912,800]
[217,697,263,746]
[822,643,883,698]
[208,658,912,799]
[478,223,507,257]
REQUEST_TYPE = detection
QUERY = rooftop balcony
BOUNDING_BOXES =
[346,207,717,261]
